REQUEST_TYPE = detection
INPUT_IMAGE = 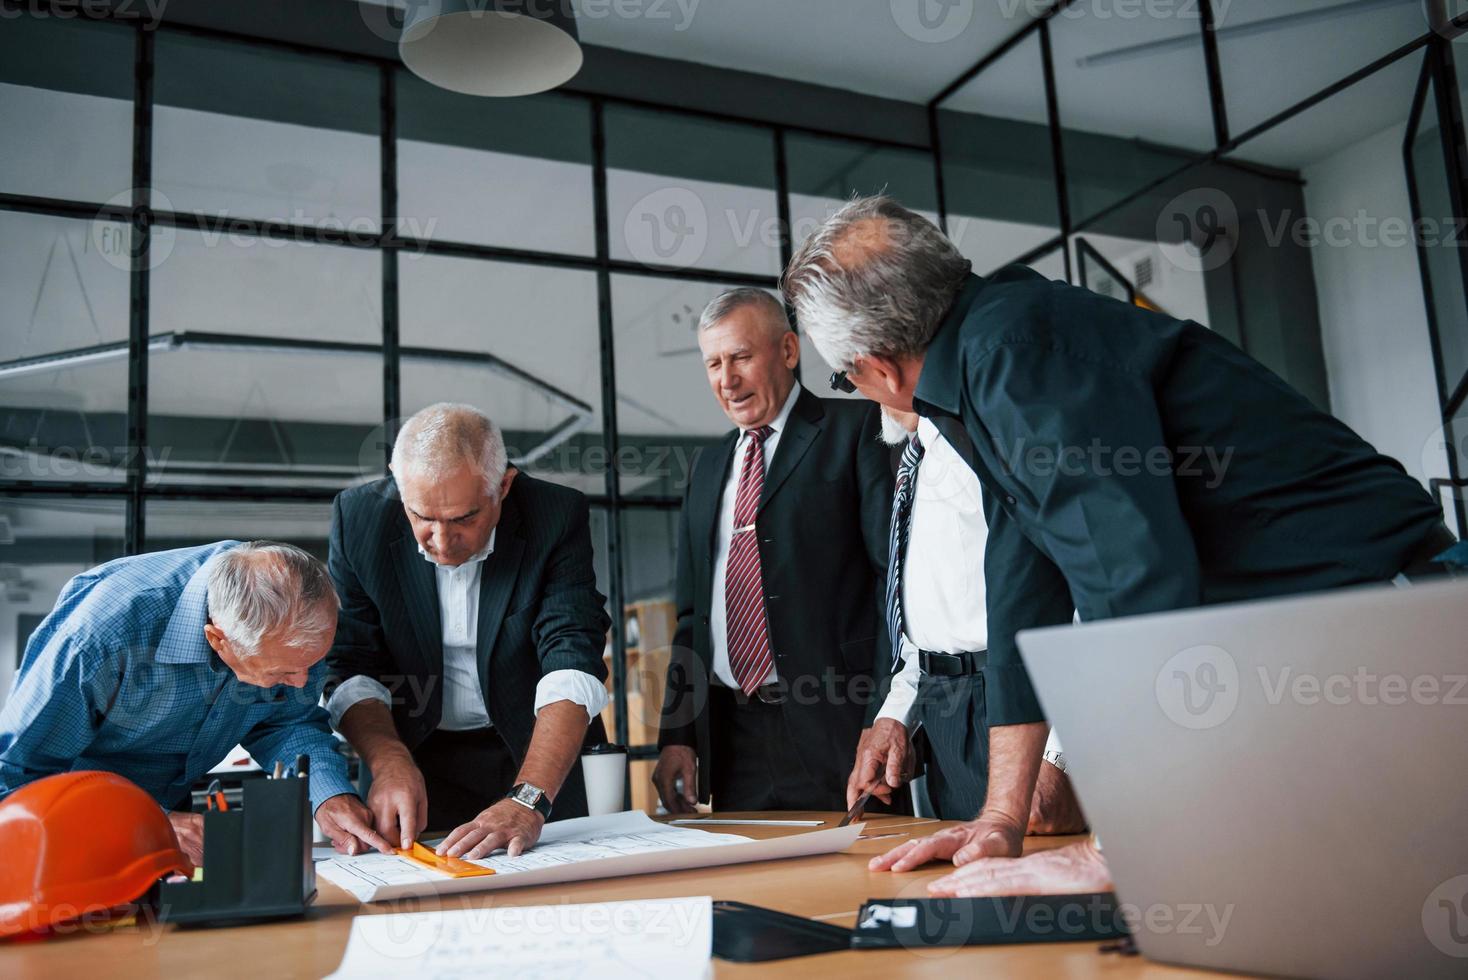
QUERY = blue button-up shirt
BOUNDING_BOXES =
[0,542,356,812]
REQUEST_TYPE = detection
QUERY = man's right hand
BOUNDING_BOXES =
[367,754,429,850]
[847,718,912,807]
[167,811,204,868]
[652,745,698,814]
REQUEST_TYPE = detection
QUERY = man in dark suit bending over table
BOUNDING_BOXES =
[326,403,611,860]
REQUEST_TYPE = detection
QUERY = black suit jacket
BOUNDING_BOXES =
[913,267,1446,728]
[325,475,611,812]
[658,387,894,803]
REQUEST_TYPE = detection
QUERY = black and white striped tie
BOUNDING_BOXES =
[885,434,925,674]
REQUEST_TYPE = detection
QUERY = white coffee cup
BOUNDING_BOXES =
[581,744,628,815]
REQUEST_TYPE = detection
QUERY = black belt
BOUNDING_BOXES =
[713,682,787,705]
[1401,523,1460,581]
[918,648,987,677]
[425,724,498,741]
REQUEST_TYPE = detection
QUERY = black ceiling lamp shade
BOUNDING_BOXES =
[399,0,584,97]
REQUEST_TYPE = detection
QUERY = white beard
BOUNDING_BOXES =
[878,409,913,446]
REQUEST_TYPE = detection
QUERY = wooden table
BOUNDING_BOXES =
[1,812,1236,978]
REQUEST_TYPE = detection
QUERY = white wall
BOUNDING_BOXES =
[1303,121,1457,534]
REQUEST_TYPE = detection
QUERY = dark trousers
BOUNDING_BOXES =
[706,686,910,814]
[913,672,989,821]
[411,726,593,832]
[412,727,521,832]
[708,686,840,811]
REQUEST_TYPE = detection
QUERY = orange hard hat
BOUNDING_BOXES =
[0,771,193,938]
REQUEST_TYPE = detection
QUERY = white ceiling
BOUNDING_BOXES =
[1226,49,1423,171]
[358,0,1040,103]
[940,0,1430,167]
[358,0,1433,166]
[575,0,1043,103]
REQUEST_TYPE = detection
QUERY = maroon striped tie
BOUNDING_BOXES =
[725,425,776,695]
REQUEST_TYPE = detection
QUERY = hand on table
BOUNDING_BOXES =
[652,744,698,815]
[316,793,397,857]
[439,798,545,859]
[869,811,1024,873]
[927,838,1112,897]
[846,719,913,807]
[366,755,430,850]
[167,811,204,868]
[1027,760,1087,835]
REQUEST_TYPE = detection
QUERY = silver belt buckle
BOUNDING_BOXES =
[754,684,786,705]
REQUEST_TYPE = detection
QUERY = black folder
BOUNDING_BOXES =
[850,892,1128,949]
[711,900,852,962]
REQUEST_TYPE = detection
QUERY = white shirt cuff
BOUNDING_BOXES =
[874,637,921,726]
[534,669,610,724]
[326,674,392,731]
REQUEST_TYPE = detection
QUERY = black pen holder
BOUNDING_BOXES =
[154,775,316,926]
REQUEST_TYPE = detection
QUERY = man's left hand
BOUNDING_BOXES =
[927,839,1112,897]
[439,798,545,859]
[869,811,1024,872]
[316,794,397,856]
[1027,760,1087,835]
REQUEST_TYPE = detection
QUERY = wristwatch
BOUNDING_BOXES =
[505,782,552,820]
[1042,747,1068,773]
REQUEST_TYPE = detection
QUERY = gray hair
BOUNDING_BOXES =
[390,402,508,497]
[698,288,791,339]
[782,195,972,370]
[206,541,339,654]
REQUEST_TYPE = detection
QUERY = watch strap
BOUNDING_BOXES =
[506,782,553,820]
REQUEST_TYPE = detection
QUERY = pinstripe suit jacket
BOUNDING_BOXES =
[324,475,610,810]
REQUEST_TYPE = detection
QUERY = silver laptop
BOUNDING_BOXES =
[1016,579,1468,980]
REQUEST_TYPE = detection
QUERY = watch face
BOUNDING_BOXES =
[513,784,543,806]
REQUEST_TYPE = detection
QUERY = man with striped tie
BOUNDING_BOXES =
[845,406,1087,829]
[652,288,895,814]
[787,195,1454,894]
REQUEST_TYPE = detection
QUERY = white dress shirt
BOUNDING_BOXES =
[326,528,609,732]
[708,383,802,690]
[876,417,991,725]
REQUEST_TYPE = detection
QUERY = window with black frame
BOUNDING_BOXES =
[785,131,941,393]
[1408,36,1468,533]
[605,105,783,280]
[934,29,1067,280]
[0,15,137,714]
[5,1,1466,730]
[0,15,135,487]
[1047,4,1217,230]
[146,31,386,490]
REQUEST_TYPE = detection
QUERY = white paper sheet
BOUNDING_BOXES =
[318,810,864,903]
[327,896,712,980]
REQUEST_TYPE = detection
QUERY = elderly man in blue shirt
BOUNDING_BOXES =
[0,540,392,866]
